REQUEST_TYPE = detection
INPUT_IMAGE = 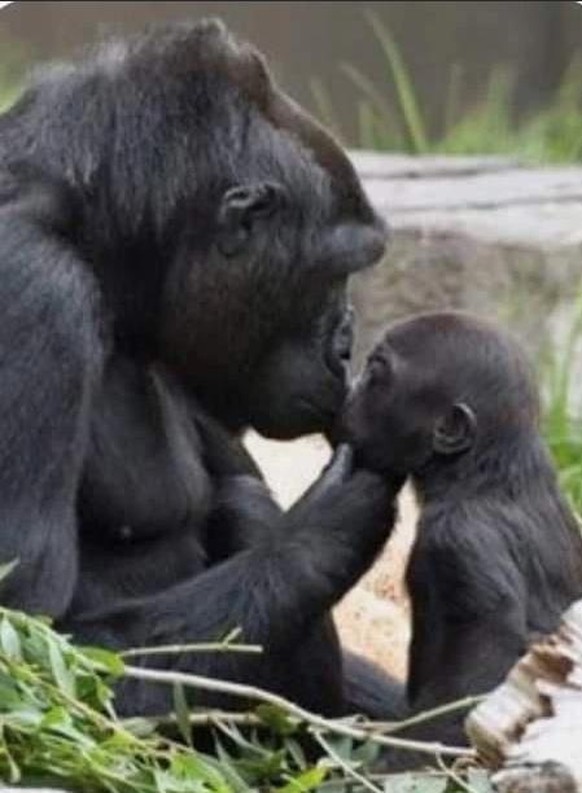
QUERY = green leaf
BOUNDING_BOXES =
[171,753,234,793]
[122,717,159,738]
[172,682,192,747]
[384,773,449,793]
[364,8,429,153]
[47,638,75,697]
[212,738,253,792]
[41,706,95,747]
[256,704,298,735]
[284,737,307,770]
[78,645,125,677]
[0,727,22,784]
[275,766,327,793]
[0,672,25,710]
[351,738,381,766]
[318,734,354,762]
[0,616,21,660]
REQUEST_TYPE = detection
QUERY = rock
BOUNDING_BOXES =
[350,151,582,382]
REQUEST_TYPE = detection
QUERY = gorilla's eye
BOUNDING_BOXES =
[366,349,392,384]
[216,181,285,257]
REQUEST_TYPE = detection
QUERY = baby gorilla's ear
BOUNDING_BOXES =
[432,402,476,456]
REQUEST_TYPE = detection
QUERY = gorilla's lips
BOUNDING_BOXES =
[297,395,343,433]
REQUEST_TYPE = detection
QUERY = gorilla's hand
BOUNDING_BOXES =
[276,442,401,606]
[299,443,353,500]
[296,442,405,511]
[289,442,400,538]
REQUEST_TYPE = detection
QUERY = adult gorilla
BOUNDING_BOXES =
[0,20,399,717]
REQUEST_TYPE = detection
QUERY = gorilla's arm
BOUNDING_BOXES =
[193,407,284,558]
[163,456,393,644]
[206,475,283,558]
[375,516,527,770]
[342,650,406,720]
[407,517,527,711]
[0,173,103,616]
[395,513,528,758]
[71,451,399,714]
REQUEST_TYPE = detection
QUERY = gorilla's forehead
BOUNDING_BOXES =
[90,18,373,223]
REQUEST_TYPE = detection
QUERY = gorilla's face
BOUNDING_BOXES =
[341,316,487,478]
[244,284,355,439]
[151,21,387,438]
[162,186,386,438]
[341,338,437,476]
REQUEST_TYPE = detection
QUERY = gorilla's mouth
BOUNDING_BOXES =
[297,397,339,427]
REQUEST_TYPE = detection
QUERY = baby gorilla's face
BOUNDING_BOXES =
[340,326,477,478]
[340,337,435,477]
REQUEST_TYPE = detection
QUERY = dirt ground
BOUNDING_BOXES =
[244,431,416,681]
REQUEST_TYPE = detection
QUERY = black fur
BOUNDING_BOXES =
[0,19,397,718]
[343,311,582,767]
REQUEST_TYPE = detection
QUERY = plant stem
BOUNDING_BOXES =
[143,711,263,728]
[121,642,262,658]
[436,753,482,793]
[124,664,474,759]
[367,695,485,735]
[314,730,384,793]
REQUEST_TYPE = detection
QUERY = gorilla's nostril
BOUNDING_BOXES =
[336,333,352,361]
[335,306,355,361]
[326,308,355,382]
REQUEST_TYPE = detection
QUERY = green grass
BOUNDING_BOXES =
[540,292,582,517]
[0,84,21,113]
[312,9,582,164]
[0,36,36,113]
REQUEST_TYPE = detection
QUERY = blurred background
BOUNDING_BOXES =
[2,2,582,158]
[3,0,582,679]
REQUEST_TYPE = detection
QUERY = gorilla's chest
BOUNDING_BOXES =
[77,358,213,597]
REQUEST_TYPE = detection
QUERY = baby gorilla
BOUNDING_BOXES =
[343,311,582,759]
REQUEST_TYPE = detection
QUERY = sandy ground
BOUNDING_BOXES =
[244,431,416,680]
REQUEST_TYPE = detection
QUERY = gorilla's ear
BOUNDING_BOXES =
[312,218,388,276]
[432,402,476,456]
[217,182,284,257]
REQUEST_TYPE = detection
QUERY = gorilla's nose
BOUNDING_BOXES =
[333,306,355,365]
